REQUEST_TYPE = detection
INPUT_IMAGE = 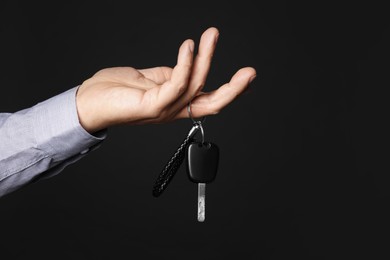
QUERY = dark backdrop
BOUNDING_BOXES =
[1,1,389,259]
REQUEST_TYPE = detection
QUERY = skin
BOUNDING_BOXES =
[76,27,257,133]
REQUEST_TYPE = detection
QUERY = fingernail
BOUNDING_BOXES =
[189,41,194,53]
[249,75,257,84]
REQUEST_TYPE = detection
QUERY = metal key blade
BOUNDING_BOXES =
[198,183,206,222]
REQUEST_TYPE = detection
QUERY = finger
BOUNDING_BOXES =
[174,67,257,119]
[171,27,219,111]
[154,39,194,109]
[139,66,173,84]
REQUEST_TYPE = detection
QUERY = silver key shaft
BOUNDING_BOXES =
[198,183,206,222]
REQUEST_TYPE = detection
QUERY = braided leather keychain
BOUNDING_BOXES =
[152,104,205,197]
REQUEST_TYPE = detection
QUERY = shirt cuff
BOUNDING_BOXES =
[32,86,107,162]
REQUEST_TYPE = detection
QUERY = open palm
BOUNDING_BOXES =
[76,27,256,133]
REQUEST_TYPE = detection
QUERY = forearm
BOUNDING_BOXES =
[0,86,106,198]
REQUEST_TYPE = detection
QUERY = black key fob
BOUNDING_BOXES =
[186,142,219,183]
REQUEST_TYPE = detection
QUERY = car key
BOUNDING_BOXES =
[186,141,219,222]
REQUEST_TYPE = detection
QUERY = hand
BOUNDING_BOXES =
[76,27,257,133]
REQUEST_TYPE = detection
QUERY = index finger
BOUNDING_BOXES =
[155,39,195,109]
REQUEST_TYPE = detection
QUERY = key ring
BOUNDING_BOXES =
[187,101,206,125]
[187,102,205,144]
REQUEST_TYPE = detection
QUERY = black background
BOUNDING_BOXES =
[0,1,389,259]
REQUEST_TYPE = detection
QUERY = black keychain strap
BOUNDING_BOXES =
[152,102,206,197]
[152,134,194,197]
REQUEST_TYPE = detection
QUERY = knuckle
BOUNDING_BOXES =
[192,81,204,92]
[211,109,220,115]
[209,105,220,115]
[93,68,110,77]
[178,85,187,95]
[206,99,221,115]
[148,107,162,119]
[149,106,172,121]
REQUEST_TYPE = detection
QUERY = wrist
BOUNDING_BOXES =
[75,84,102,133]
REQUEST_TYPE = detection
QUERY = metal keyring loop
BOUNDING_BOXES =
[197,122,205,144]
[188,102,206,144]
[187,101,206,125]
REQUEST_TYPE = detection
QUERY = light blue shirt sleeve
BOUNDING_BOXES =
[0,86,107,198]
